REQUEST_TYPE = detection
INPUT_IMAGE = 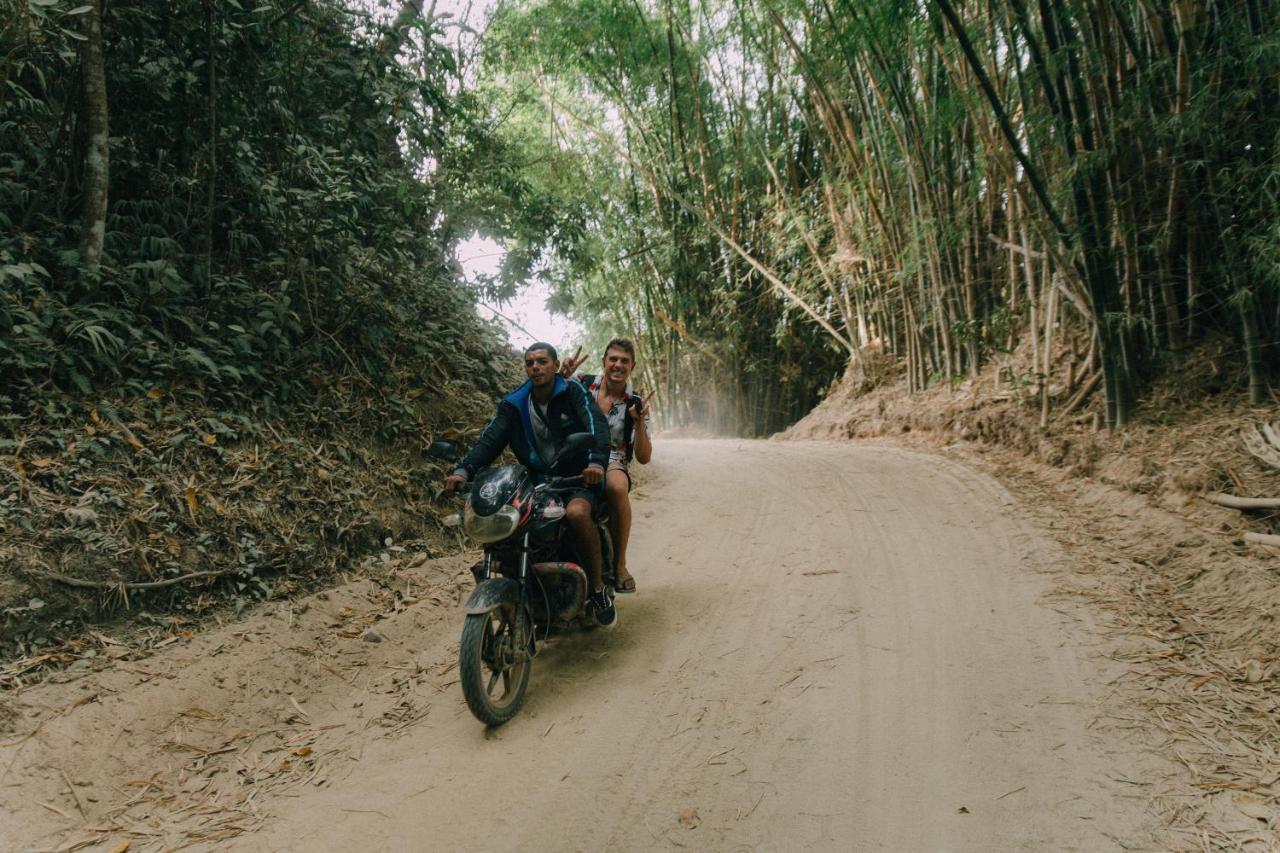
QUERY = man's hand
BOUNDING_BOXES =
[582,465,604,486]
[443,472,467,496]
[559,346,587,378]
[628,393,648,425]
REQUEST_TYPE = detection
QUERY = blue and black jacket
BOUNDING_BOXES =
[455,374,610,480]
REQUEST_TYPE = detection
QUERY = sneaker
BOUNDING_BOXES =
[590,588,617,629]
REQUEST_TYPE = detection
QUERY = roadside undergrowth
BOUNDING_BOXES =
[0,361,517,678]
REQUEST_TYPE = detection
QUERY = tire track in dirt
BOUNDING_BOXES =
[2,440,1161,851]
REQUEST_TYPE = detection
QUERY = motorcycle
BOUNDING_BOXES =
[429,434,616,726]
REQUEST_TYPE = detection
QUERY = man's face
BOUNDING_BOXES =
[524,348,557,387]
[603,347,635,384]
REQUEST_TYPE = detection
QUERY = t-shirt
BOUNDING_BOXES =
[528,397,558,466]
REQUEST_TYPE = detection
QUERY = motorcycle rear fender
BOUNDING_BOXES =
[465,577,521,615]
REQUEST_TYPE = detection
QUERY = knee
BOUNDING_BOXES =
[565,501,590,525]
[606,478,627,500]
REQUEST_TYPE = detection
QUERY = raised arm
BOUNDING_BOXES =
[630,394,652,464]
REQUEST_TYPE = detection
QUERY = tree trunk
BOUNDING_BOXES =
[78,0,109,275]
[204,0,217,284]
[1240,293,1268,405]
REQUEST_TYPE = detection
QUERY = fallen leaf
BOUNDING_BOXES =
[179,706,222,721]
[30,457,56,469]
[1243,660,1265,684]
[293,746,313,757]
[63,506,99,526]
[1235,794,1273,822]
[146,388,164,400]
[184,485,199,516]
[109,842,130,853]
[202,433,217,445]
[678,807,701,829]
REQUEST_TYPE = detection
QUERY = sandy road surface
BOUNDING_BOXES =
[4,440,1157,851]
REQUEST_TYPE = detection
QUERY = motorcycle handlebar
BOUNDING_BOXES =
[544,475,585,490]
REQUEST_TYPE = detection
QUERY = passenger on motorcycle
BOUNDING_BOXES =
[559,338,651,594]
[443,342,617,627]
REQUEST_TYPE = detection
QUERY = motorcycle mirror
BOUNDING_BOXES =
[427,440,459,462]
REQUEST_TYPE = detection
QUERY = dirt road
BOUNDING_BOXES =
[3,440,1158,851]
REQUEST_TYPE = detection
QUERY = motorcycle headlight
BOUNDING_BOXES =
[463,504,520,543]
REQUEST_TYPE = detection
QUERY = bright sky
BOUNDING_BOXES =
[455,235,584,351]
[409,0,581,351]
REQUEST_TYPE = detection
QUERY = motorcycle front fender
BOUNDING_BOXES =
[464,577,521,616]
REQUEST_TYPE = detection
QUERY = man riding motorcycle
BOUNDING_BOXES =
[443,342,617,627]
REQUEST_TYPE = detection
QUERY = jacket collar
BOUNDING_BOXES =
[504,374,568,407]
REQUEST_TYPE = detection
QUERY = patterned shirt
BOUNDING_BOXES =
[581,374,647,466]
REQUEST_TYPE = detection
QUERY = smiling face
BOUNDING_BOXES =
[603,346,635,385]
[524,347,558,388]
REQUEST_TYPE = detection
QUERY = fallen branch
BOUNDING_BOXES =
[987,233,1046,259]
[1242,423,1280,471]
[1054,369,1102,422]
[23,567,235,591]
[652,308,726,367]
[1201,493,1280,511]
[1244,532,1280,547]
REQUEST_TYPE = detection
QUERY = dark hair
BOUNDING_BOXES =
[524,342,558,361]
[603,337,636,362]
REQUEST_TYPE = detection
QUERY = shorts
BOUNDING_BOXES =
[566,482,604,511]
[607,458,632,491]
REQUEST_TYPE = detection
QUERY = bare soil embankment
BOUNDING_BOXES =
[781,341,1280,848]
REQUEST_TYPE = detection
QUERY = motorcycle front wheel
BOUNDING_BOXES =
[459,602,532,726]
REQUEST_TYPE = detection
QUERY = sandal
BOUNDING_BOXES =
[614,575,637,594]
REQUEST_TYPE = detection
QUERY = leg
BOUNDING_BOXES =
[565,497,603,591]
[605,469,634,590]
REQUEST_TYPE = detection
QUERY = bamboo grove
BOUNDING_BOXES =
[483,0,1280,432]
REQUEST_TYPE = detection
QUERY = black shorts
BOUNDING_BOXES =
[566,483,604,511]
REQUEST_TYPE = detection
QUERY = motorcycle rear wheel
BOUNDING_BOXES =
[459,603,531,726]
